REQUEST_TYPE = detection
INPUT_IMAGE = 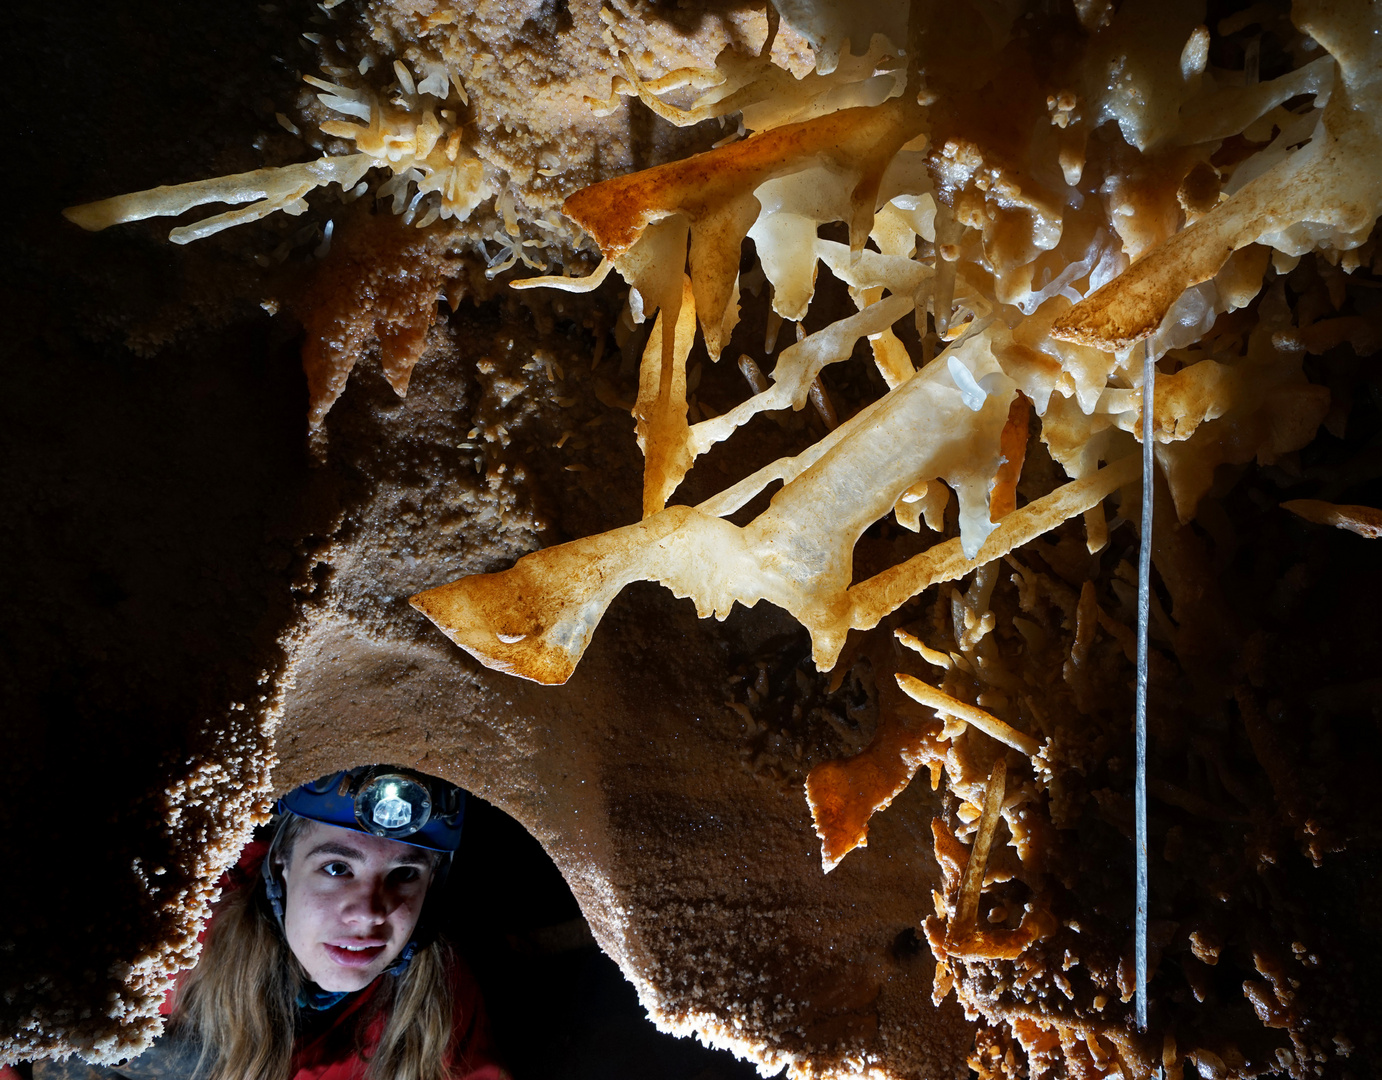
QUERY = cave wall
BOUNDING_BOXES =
[1,2,970,1074]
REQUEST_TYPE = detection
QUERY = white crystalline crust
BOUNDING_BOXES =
[7,691,283,1065]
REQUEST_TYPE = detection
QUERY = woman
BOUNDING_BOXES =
[35,767,507,1080]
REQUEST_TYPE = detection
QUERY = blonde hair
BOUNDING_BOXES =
[174,817,457,1080]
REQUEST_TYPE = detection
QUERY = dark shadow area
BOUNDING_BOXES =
[444,797,774,1080]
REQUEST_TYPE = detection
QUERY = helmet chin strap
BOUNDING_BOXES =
[383,940,418,976]
[263,819,291,929]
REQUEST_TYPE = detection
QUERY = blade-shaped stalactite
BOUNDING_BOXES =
[557,95,926,354]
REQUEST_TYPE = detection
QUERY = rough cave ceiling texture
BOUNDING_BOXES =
[6,0,1382,1078]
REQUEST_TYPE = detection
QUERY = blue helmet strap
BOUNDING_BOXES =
[280,768,466,851]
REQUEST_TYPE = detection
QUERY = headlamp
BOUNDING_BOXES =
[354,773,433,839]
[276,765,466,853]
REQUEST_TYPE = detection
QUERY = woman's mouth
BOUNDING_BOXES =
[323,941,387,968]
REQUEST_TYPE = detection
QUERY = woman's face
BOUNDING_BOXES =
[279,820,435,992]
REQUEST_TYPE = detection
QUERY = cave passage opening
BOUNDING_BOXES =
[405,793,773,1080]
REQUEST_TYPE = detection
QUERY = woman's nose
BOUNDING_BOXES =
[342,875,393,922]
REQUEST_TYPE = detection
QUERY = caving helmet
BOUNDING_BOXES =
[264,765,467,925]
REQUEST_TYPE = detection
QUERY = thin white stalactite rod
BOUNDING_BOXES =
[1135,339,1153,1033]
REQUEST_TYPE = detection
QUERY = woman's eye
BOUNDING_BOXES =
[322,861,351,877]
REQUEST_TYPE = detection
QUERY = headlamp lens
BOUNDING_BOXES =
[355,774,432,839]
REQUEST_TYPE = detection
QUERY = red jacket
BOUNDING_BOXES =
[288,952,507,1080]
[7,952,505,1080]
